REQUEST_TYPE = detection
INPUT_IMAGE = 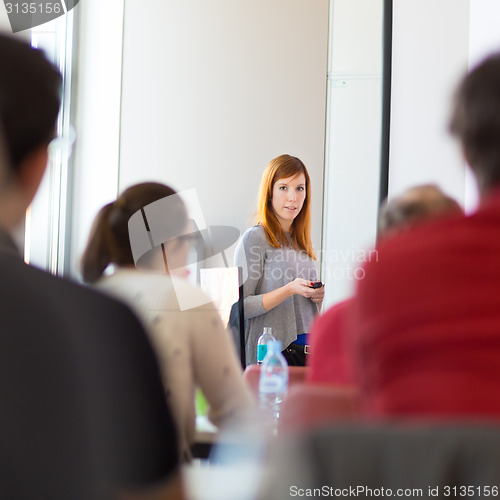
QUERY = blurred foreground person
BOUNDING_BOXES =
[307,185,463,386]
[81,182,253,460]
[0,34,181,499]
[353,52,500,417]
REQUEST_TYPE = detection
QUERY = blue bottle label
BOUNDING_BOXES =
[257,344,268,363]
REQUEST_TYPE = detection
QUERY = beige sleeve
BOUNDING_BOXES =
[188,302,255,426]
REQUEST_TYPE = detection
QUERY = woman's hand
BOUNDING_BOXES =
[262,279,324,312]
[310,284,325,304]
[286,278,317,299]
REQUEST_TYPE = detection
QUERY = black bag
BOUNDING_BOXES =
[282,342,308,366]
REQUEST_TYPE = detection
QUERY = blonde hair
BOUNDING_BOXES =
[255,154,315,259]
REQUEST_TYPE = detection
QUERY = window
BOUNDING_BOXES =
[26,10,76,276]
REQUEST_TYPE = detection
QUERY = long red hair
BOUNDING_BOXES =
[255,154,315,260]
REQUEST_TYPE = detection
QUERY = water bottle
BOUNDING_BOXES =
[259,340,288,430]
[257,327,275,364]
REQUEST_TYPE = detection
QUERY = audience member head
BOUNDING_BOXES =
[0,34,61,228]
[256,153,315,258]
[81,182,189,283]
[0,34,61,174]
[450,52,500,195]
[378,184,463,238]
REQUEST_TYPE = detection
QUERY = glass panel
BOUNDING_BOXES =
[26,11,76,275]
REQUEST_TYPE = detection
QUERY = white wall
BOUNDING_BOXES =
[469,0,500,66]
[70,0,125,278]
[118,0,328,268]
[322,0,384,306]
[389,0,500,213]
[388,0,470,208]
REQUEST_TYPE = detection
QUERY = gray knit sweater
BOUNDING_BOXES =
[234,225,319,365]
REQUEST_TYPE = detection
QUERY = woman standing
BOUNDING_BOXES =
[235,154,324,365]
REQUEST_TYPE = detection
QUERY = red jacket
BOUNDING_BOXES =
[353,190,500,418]
[307,298,355,386]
